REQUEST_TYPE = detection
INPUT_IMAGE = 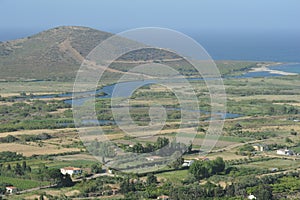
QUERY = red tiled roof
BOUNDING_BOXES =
[158,195,169,199]
[6,186,17,189]
[61,167,81,170]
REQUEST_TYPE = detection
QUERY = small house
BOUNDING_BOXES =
[276,149,294,156]
[270,168,278,172]
[6,186,17,194]
[248,194,256,200]
[60,167,82,175]
[182,160,195,167]
[157,195,170,200]
[252,144,268,152]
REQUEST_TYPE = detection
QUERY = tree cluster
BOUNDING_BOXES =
[189,157,225,179]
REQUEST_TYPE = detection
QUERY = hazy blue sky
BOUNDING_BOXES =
[0,0,299,41]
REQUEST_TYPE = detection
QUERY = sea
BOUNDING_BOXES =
[2,29,299,74]
[191,31,300,75]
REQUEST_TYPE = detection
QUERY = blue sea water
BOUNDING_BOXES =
[191,32,300,77]
[269,63,300,74]
[235,63,300,78]
[192,31,300,63]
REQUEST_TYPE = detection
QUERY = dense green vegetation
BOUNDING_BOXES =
[0,99,72,132]
[0,151,25,162]
[0,160,73,188]
[0,35,299,199]
[189,157,225,179]
[120,137,192,155]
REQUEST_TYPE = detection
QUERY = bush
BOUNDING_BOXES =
[189,157,225,179]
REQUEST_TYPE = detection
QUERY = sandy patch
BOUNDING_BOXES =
[24,195,41,200]
[54,153,97,161]
[65,190,81,197]
[274,102,300,107]
[0,93,19,97]
[0,142,79,156]
[250,63,297,76]
[0,101,15,106]
[49,108,69,114]
[0,128,76,137]
[206,151,245,161]
[231,95,300,102]
[243,124,300,133]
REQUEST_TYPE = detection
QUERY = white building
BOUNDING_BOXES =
[252,144,268,152]
[6,186,17,194]
[60,167,82,175]
[182,160,194,167]
[248,194,257,200]
[146,156,162,161]
[276,149,294,156]
[157,195,170,200]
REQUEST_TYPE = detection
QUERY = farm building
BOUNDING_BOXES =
[182,160,195,167]
[252,144,268,152]
[6,186,17,194]
[276,149,294,156]
[248,194,257,199]
[157,195,170,200]
[60,167,82,175]
[196,157,210,161]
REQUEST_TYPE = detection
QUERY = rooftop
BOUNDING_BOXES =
[6,186,17,189]
[61,167,82,171]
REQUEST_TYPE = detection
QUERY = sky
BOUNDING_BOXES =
[0,0,300,41]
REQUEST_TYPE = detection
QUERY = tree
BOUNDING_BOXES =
[231,123,243,136]
[285,137,293,143]
[145,143,154,152]
[120,177,136,193]
[47,168,62,185]
[0,182,9,195]
[290,130,297,136]
[37,163,47,174]
[225,184,235,196]
[22,161,27,171]
[268,106,275,114]
[238,144,255,155]
[213,157,225,173]
[132,143,144,153]
[187,142,193,154]
[255,184,273,200]
[20,92,26,97]
[15,163,24,176]
[91,163,102,173]
[60,174,74,187]
[27,166,32,173]
[170,155,184,169]
[189,157,226,180]
[39,194,45,200]
[189,160,208,179]
[156,137,169,149]
[146,173,157,186]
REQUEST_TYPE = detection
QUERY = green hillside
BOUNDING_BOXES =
[0,26,258,82]
[0,26,112,81]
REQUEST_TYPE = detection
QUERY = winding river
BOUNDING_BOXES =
[31,63,299,124]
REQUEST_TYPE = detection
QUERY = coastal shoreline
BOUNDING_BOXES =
[250,63,298,76]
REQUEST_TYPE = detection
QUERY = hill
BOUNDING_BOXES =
[0,26,112,81]
[0,26,258,82]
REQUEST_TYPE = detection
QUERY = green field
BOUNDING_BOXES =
[0,176,50,190]
[239,158,300,170]
[156,169,189,185]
